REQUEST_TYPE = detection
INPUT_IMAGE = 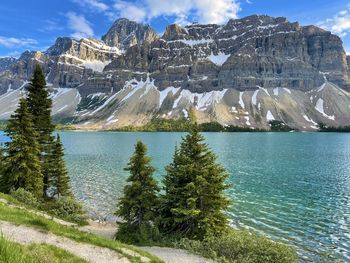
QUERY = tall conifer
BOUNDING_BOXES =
[1,98,43,198]
[26,64,55,196]
[116,141,159,228]
[161,123,231,239]
[0,145,4,188]
[49,134,71,198]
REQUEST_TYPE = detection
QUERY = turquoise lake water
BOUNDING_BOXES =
[0,131,349,261]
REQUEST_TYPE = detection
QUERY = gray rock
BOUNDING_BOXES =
[0,57,16,72]
[102,18,159,49]
[1,15,350,130]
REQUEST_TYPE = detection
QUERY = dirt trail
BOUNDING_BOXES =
[0,220,129,263]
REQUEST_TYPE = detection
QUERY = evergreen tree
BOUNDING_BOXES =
[0,145,4,188]
[49,134,71,198]
[26,64,55,196]
[116,141,159,228]
[1,98,43,198]
[161,123,231,239]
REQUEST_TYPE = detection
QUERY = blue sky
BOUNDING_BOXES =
[0,0,349,57]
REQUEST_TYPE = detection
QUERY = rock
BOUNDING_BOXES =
[1,15,350,130]
[102,18,159,49]
[0,57,16,72]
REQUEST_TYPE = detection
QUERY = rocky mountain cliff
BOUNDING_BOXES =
[0,15,349,130]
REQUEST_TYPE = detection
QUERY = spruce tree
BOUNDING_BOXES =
[0,145,4,189]
[1,98,43,198]
[50,134,71,198]
[161,123,231,239]
[116,141,159,228]
[26,64,55,196]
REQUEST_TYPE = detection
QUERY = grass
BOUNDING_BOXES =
[0,235,87,263]
[0,199,163,263]
[174,229,298,263]
[116,226,298,263]
[0,192,87,226]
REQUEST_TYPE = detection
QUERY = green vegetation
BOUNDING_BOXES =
[318,123,350,132]
[268,120,293,132]
[0,65,84,224]
[54,123,76,130]
[116,141,160,243]
[116,117,192,132]
[10,188,40,208]
[41,196,87,224]
[0,200,162,263]
[0,120,7,130]
[112,117,295,132]
[175,229,298,263]
[26,65,55,197]
[1,98,43,198]
[160,124,231,239]
[115,118,297,262]
[0,235,87,263]
[49,134,72,198]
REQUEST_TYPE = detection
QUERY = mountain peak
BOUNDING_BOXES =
[102,18,159,49]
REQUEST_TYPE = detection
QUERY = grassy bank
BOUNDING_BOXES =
[0,196,163,263]
[0,235,87,263]
[116,227,297,263]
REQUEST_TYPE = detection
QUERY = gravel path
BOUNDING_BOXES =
[139,247,215,263]
[0,220,129,263]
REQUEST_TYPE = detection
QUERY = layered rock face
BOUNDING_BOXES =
[102,18,159,49]
[0,15,350,130]
[0,57,16,72]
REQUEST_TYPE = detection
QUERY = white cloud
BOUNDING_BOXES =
[39,19,64,32]
[71,0,109,12]
[66,12,94,39]
[0,36,38,48]
[113,1,146,22]
[111,0,240,25]
[318,4,350,37]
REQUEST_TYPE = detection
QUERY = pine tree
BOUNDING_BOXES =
[49,134,71,198]
[116,141,159,228]
[0,145,5,189]
[161,123,231,239]
[26,64,55,196]
[1,98,43,198]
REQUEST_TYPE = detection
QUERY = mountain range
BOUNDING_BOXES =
[0,15,350,130]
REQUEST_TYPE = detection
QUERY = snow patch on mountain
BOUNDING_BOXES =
[207,52,230,66]
[239,92,245,108]
[315,98,335,120]
[266,111,275,121]
[159,87,180,106]
[81,60,111,73]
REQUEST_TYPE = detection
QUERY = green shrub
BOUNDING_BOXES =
[44,197,86,224]
[268,120,293,132]
[10,188,39,208]
[115,222,162,245]
[175,229,298,263]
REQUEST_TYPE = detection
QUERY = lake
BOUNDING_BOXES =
[0,131,349,261]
